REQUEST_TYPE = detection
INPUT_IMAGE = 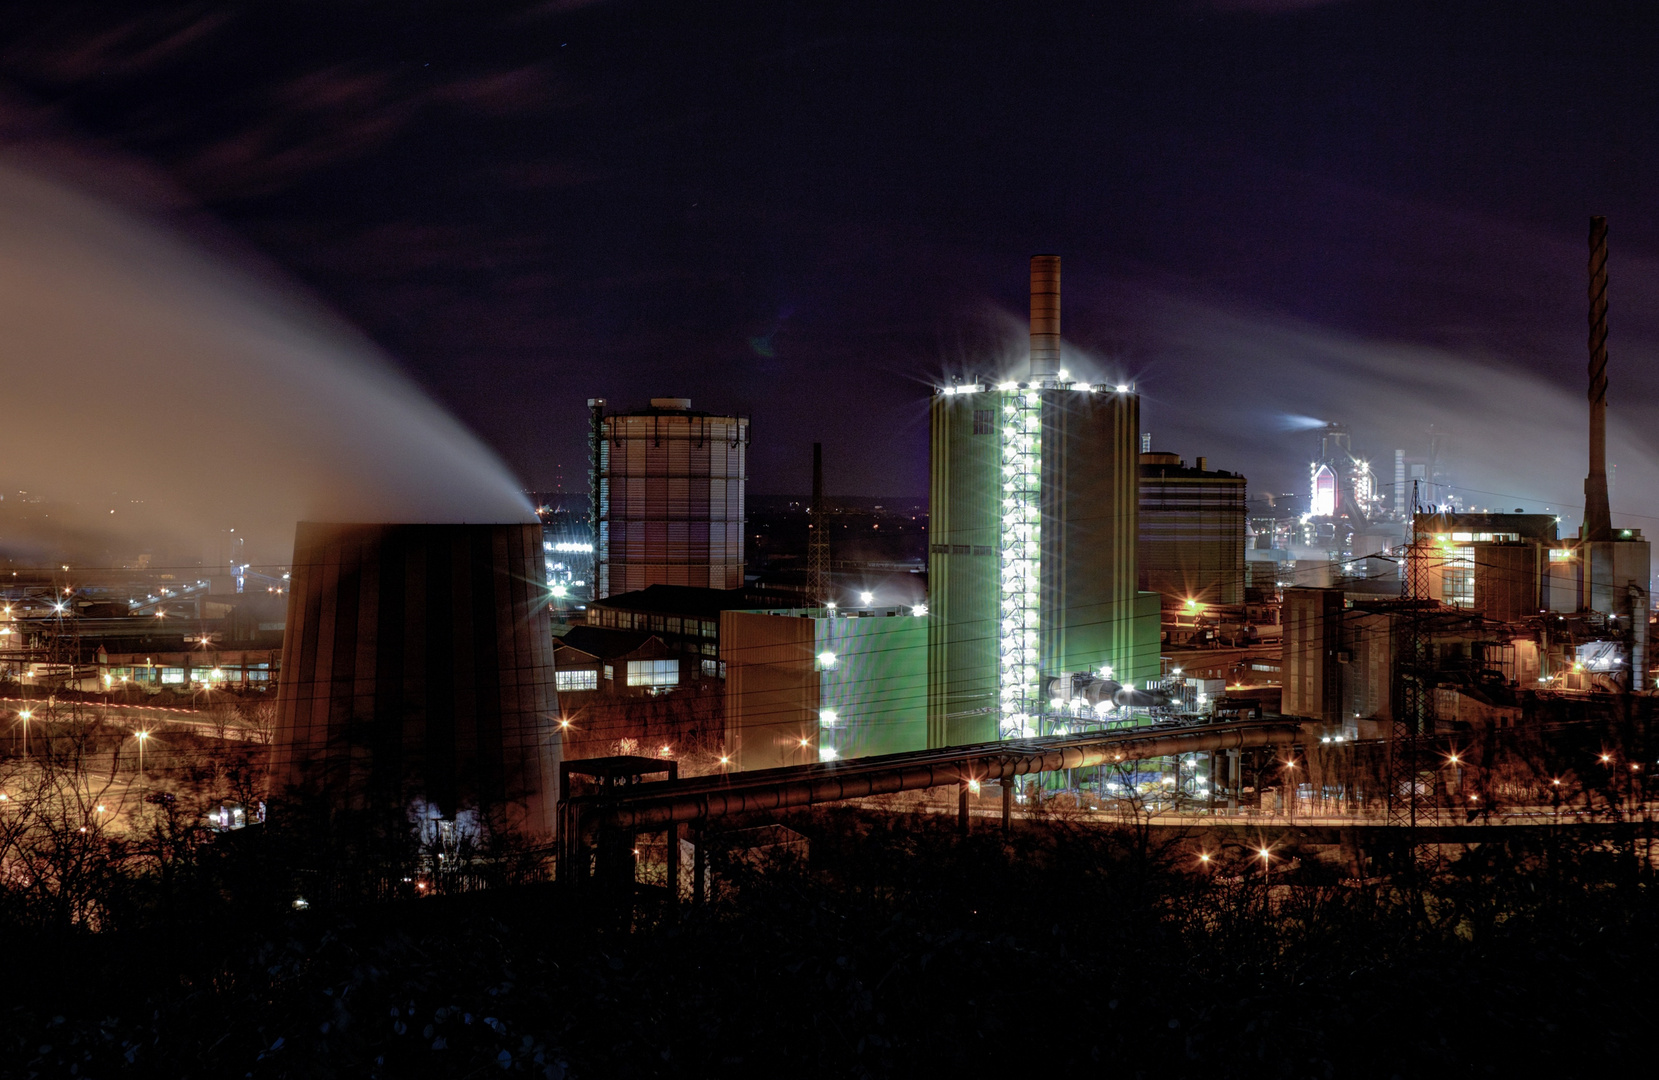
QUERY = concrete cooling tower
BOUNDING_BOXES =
[273,522,561,837]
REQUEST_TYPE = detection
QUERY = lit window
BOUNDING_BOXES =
[556,669,598,691]
[626,659,679,688]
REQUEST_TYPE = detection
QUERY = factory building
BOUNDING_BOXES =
[722,605,928,770]
[927,256,1160,746]
[538,502,594,606]
[1406,512,1564,618]
[553,624,683,697]
[1138,451,1248,606]
[583,583,810,680]
[1284,218,1657,724]
[1281,587,1525,737]
[588,397,748,599]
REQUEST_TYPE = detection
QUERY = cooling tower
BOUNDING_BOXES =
[273,522,561,837]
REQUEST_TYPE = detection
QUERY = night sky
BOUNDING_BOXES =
[4,1,1659,518]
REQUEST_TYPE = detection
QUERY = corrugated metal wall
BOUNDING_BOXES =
[1041,389,1152,685]
[926,394,1000,747]
[597,412,747,598]
[1139,472,1248,605]
[273,522,560,836]
[722,610,817,770]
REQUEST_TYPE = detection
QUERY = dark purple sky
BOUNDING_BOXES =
[5,1,1659,512]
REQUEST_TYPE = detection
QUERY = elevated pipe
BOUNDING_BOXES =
[579,721,1302,835]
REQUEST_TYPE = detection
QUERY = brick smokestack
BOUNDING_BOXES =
[1583,215,1613,541]
[1029,254,1060,377]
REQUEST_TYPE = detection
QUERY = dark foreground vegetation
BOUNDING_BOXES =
[3,788,1659,1079]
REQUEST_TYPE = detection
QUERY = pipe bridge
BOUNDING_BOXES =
[556,717,1306,895]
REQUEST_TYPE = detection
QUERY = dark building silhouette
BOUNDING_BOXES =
[273,522,561,837]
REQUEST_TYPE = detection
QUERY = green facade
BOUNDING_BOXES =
[927,392,1002,746]
[928,383,1161,747]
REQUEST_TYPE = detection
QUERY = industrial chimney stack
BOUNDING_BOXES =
[808,441,830,604]
[1029,254,1061,377]
[1583,215,1613,542]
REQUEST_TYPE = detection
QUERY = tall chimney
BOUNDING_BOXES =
[1583,216,1613,541]
[808,442,830,603]
[1029,254,1061,377]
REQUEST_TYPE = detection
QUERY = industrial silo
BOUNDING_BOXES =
[927,256,1161,746]
[272,522,561,837]
[588,397,749,598]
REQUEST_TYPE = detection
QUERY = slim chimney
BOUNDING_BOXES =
[808,442,830,604]
[1029,255,1061,377]
[1583,216,1613,541]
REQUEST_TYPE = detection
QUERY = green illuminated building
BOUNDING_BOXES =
[927,256,1161,745]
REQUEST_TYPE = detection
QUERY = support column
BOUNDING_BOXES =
[958,781,970,835]
[1209,750,1217,815]
[666,821,680,906]
[693,822,707,905]
[1002,778,1013,836]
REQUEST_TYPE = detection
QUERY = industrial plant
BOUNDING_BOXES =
[3,228,1656,1080]
[5,226,1655,890]
[927,256,1160,745]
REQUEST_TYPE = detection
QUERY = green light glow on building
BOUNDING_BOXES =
[927,257,1160,748]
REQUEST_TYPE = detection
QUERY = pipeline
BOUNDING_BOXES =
[578,720,1303,835]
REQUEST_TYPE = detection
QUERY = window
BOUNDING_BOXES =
[557,669,599,691]
[603,664,614,682]
[627,659,679,688]
[701,658,726,678]
[973,409,994,435]
[161,668,185,684]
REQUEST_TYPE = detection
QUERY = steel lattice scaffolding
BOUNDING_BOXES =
[998,389,1042,739]
[1389,483,1435,829]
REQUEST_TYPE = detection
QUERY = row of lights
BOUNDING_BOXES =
[939,374,1134,395]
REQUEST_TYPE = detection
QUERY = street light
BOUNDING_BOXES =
[135,729,150,775]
